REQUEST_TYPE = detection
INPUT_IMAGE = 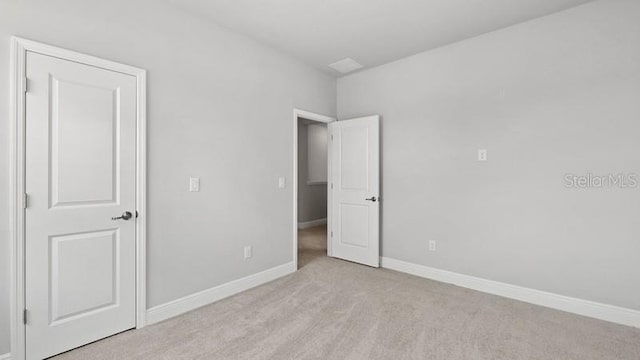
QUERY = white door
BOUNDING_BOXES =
[25,51,137,360]
[329,116,380,267]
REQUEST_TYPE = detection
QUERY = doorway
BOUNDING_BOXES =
[292,110,335,269]
[298,117,329,267]
[292,110,381,270]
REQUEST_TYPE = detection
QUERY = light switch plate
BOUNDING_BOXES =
[244,246,252,259]
[478,149,488,161]
[428,240,437,252]
[189,177,200,192]
[278,177,286,189]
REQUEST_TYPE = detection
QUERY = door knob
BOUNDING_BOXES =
[111,211,133,221]
[365,196,377,202]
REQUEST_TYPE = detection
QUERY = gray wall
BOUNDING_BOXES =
[0,0,336,354]
[338,0,640,311]
[297,123,328,223]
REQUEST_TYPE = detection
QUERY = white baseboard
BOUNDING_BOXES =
[146,261,296,325]
[298,218,327,229]
[0,353,11,360]
[380,257,640,329]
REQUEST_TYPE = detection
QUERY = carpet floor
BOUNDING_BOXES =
[53,225,640,359]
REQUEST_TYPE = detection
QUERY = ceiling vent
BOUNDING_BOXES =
[328,58,363,74]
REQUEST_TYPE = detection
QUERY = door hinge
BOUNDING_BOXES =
[24,193,29,209]
[24,77,28,93]
[331,183,334,189]
[23,309,28,324]
[331,134,334,141]
[331,231,333,237]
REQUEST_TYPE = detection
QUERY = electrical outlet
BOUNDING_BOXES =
[278,177,286,189]
[428,240,437,252]
[189,177,200,192]
[244,246,252,259]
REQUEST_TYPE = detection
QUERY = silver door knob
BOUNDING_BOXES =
[365,196,377,202]
[111,211,133,221]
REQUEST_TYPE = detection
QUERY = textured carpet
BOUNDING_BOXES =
[53,225,640,360]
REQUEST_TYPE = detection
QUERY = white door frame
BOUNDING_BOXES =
[293,109,335,268]
[9,37,147,360]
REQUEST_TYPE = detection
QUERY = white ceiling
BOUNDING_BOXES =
[168,0,594,76]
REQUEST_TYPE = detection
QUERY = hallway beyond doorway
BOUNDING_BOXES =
[298,225,327,268]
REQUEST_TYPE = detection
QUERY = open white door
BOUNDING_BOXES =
[329,116,380,267]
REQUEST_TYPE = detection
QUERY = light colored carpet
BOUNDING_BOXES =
[53,225,640,360]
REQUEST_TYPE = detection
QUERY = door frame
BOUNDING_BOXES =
[292,109,335,268]
[9,37,147,360]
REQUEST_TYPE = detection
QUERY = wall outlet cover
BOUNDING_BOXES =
[189,177,200,192]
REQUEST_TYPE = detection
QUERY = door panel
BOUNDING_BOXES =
[50,229,119,324]
[340,126,369,190]
[329,116,380,267]
[51,77,118,206]
[25,51,137,360]
[339,204,370,248]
